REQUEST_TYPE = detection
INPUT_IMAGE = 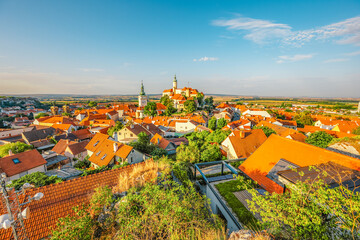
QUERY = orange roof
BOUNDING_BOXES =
[0,150,47,177]
[0,161,150,240]
[51,123,73,131]
[41,116,75,125]
[257,121,297,137]
[85,133,109,152]
[216,103,231,109]
[228,129,267,158]
[239,135,360,194]
[52,139,77,155]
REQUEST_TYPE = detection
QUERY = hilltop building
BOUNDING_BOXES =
[162,75,203,110]
[138,81,148,107]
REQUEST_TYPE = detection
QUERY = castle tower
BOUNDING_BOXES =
[138,81,148,107]
[62,105,70,114]
[50,106,59,116]
[173,75,177,92]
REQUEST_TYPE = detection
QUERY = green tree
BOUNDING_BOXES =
[305,131,333,148]
[253,126,276,137]
[74,157,91,169]
[200,143,222,162]
[160,95,172,106]
[248,167,360,240]
[294,112,314,128]
[107,121,124,137]
[352,126,360,135]
[208,117,217,130]
[62,112,72,117]
[176,143,201,163]
[9,172,62,190]
[88,101,97,108]
[0,142,33,158]
[184,100,196,113]
[196,93,204,106]
[216,118,228,130]
[144,102,157,117]
[35,112,49,119]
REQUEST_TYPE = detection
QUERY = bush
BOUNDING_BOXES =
[9,172,62,190]
[74,158,91,169]
[0,142,33,158]
[305,131,333,148]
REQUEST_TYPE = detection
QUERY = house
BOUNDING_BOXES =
[0,161,150,240]
[52,139,89,161]
[221,129,267,159]
[224,119,251,131]
[175,120,199,133]
[256,121,298,138]
[239,134,360,194]
[22,127,56,145]
[150,133,177,155]
[242,110,271,119]
[0,149,47,182]
[85,133,145,168]
[72,128,93,141]
[51,123,77,133]
[116,123,162,143]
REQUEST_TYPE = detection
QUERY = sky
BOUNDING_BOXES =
[0,0,360,97]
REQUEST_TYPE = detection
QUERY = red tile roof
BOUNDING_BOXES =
[0,161,150,240]
[0,150,46,177]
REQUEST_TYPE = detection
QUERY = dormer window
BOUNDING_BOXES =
[94,141,100,147]
[101,154,107,160]
[96,151,101,156]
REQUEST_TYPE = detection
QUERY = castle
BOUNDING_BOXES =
[162,75,203,110]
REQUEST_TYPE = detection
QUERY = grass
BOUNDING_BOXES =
[215,179,259,230]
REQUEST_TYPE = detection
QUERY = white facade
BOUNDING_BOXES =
[242,110,271,119]
[175,121,198,133]
[6,165,46,182]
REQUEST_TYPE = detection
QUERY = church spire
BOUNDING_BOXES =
[140,80,145,96]
[173,74,177,82]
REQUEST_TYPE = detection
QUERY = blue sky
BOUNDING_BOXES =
[0,0,359,97]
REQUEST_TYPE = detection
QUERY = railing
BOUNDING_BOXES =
[194,161,243,230]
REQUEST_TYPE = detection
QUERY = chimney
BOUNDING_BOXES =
[157,138,160,144]
[8,149,13,156]
[130,124,134,129]
[146,125,149,130]
[239,131,245,139]
[113,142,118,152]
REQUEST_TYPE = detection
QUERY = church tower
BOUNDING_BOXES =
[138,81,147,107]
[173,75,177,92]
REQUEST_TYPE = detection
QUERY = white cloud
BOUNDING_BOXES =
[213,15,360,46]
[79,68,104,72]
[323,58,349,63]
[212,16,291,44]
[276,54,314,63]
[344,50,360,56]
[193,57,218,62]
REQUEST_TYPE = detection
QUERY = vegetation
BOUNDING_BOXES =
[184,99,196,113]
[352,126,360,135]
[305,131,333,148]
[73,157,91,169]
[129,132,167,158]
[294,112,314,128]
[216,118,228,130]
[208,117,217,130]
[247,167,360,240]
[35,112,49,119]
[196,93,204,106]
[107,121,124,137]
[9,172,63,190]
[0,142,33,158]
[215,177,258,229]
[176,130,230,163]
[52,161,225,240]
[144,102,157,116]
[253,126,276,137]
[88,101,97,108]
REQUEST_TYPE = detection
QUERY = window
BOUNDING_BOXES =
[96,151,101,156]
[12,158,20,164]
[130,134,133,137]
[101,154,107,160]
[94,141,100,147]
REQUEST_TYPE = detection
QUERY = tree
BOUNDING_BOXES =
[107,121,124,137]
[176,143,201,163]
[305,131,333,148]
[144,102,157,117]
[74,157,91,169]
[247,167,360,240]
[184,100,196,113]
[200,143,222,162]
[62,112,72,117]
[0,142,33,158]
[253,126,276,137]
[208,117,217,130]
[138,131,149,145]
[294,112,314,128]
[160,95,172,106]
[9,172,62,190]
[217,118,228,130]
[196,93,204,106]
[352,126,360,135]
[35,112,49,119]
[88,101,97,108]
